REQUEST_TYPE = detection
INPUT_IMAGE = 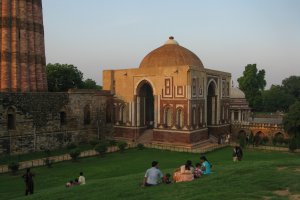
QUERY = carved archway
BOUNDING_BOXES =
[136,80,154,128]
[207,80,218,125]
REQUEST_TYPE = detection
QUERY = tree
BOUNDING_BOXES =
[47,63,84,92]
[283,101,300,139]
[82,79,102,90]
[238,64,266,110]
[46,63,101,92]
[262,85,296,112]
[282,76,300,100]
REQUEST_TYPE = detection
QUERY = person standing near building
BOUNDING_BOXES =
[22,168,35,195]
[143,161,163,186]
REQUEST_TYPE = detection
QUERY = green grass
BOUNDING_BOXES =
[0,148,299,200]
[0,144,93,165]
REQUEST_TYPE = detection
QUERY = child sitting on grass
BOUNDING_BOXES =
[65,178,80,187]
[162,173,172,184]
[194,163,203,178]
[65,180,74,187]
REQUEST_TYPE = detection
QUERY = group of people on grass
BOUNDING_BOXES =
[22,146,243,194]
[143,155,212,187]
[65,172,86,187]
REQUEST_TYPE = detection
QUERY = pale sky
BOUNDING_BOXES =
[43,0,300,88]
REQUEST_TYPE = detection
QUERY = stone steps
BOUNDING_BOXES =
[136,129,153,144]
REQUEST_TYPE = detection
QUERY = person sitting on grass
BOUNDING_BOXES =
[200,156,212,175]
[78,172,86,185]
[65,180,74,188]
[143,161,163,187]
[194,163,203,178]
[173,160,194,183]
[162,173,172,184]
[73,178,80,186]
[65,178,80,187]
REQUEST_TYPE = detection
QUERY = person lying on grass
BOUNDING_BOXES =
[143,161,163,187]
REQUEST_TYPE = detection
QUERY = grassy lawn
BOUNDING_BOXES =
[0,147,299,200]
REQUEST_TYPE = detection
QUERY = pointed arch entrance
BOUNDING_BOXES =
[207,80,218,125]
[136,81,154,129]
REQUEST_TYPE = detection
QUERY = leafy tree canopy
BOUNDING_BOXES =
[238,64,266,110]
[282,76,300,100]
[283,101,300,138]
[46,63,101,92]
[82,79,102,90]
[262,85,296,112]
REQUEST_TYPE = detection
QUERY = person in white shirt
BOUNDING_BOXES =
[144,161,163,186]
[78,172,86,185]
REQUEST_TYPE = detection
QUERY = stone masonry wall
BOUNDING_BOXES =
[0,90,112,154]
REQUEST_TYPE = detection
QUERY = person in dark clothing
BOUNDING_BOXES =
[22,168,35,195]
[236,146,243,161]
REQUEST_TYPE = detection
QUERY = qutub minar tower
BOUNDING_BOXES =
[0,0,47,92]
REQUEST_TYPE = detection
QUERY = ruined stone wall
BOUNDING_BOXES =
[0,90,112,154]
[231,122,286,140]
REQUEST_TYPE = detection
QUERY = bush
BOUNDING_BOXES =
[272,137,277,146]
[137,143,145,150]
[262,136,269,145]
[254,134,262,146]
[95,142,108,157]
[108,140,117,147]
[89,139,100,147]
[289,138,298,152]
[67,143,77,150]
[69,148,81,161]
[44,158,54,168]
[276,135,284,145]
[283,138,290,146]
[239,135,246,148]
[117,141,128,153]
[8,162,19,175]
[249,133,254,145]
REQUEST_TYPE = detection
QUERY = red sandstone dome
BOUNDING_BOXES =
[139,37,204,69]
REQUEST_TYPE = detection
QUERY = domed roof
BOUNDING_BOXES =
[230,87,246,99]
[139,37,204,69]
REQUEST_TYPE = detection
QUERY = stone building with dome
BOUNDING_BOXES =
[103,37,232,146]
[230,87,251,123]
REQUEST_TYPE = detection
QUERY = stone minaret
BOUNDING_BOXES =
[0,0,47,92]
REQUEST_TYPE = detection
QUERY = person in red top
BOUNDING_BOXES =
[194,163,203,178]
